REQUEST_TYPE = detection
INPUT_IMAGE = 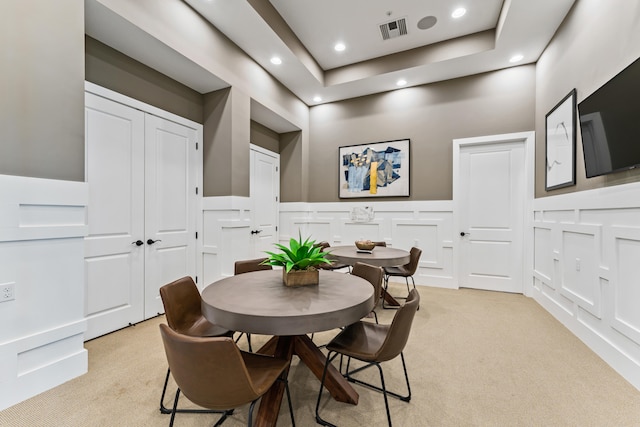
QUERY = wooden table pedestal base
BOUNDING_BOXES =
[254,335,358,427]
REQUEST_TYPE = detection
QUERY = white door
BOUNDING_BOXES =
[143,115,198,318]
[454,133,532,293]
[85,91,199,339]
[250,147,279,258]
[84,93,145,338]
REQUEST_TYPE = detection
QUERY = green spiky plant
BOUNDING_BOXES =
[262,232,332,272]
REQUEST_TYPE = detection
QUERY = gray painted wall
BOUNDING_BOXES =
[1,0,85,181]
[535,0,640,197]
[250,121,280,154]
[86,37,204,124]
[309,65,536,201]
[9,0,638,202]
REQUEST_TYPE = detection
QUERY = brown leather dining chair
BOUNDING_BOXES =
[315,288,420,427]
[159,276,234,415]
[234,257,273,275]
[233,257,273,352]
[159,324,295,427]
[315,241,351,272]
[351,262,384,323]
[383,246,422,308]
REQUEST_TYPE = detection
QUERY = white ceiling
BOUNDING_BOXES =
[86,0,576,132]
[269,0,504,70]
[184,0,576,106]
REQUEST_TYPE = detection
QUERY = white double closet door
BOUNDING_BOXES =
[84,89,199,340]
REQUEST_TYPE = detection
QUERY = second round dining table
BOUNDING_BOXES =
[327,245,411,306]
[201,269,375,427]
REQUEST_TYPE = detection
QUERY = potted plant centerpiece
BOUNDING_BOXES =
[262,233,332,286]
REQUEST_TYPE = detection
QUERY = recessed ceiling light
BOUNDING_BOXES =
[452,7,466,18]
[313,96,322,103]
[270,57,282,65]
[396,79,407,87]
[334,43,346,52]
[509,54,524,63]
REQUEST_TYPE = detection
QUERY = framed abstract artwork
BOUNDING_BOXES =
[545,89,577,190]
[339,139,410,198]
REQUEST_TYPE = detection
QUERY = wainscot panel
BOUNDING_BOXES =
[533,181,640,391]
[279,201,455,289]
[0,174,88,410]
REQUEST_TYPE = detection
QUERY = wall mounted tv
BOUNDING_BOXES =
[578,55,640,178]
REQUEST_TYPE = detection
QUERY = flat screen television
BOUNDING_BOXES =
[578,55,640,178]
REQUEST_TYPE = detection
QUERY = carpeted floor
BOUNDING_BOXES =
[2,283,640,426]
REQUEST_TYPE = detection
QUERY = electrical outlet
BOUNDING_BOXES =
[575,258,581,272]
[1,283,15,302]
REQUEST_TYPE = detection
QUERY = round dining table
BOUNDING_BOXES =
[201,269,375,427]
[328,245,410,306]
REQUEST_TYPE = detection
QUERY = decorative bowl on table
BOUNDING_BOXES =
[355,240,376,251]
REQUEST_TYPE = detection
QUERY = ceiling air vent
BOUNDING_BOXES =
[379,18,408,41]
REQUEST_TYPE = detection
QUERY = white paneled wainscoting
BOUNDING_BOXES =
[532,181,640,391]
[279,201,455,288]
[0,175,88,410]
[201,193,640,391]
[201,198,455,288]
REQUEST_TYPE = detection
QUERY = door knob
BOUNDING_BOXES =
[131,240,144,246]
[147,239,162,245]
[460,232,469,237]
[251,230,263,235]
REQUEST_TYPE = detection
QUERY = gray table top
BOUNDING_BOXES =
[329,245,410,267]
[201,270,375,336]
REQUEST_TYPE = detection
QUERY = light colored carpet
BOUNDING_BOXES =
[2,283,640,426]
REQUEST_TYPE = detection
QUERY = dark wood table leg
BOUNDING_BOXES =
[382,288,400,306]
[256,336,279,356]
[293,334,359,404]
[254,336,294,427]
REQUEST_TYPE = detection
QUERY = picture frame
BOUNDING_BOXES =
[545,89,577,190]
[339,138,410,198]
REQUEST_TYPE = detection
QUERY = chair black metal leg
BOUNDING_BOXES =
[409,276,420,310]
[315,351,339,427]
[375,362,393,427]
[399,352,412,402]
[169,388,180,427]
[213,412,230,426]
[283,377,296,427]
[235,332,252,352]
[161,366,233,415]
[160,367,172,413]
[344,354,411,402]
[247,399,258,427]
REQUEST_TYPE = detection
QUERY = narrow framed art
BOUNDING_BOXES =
[545,89,577,190]
[339,138,410,198]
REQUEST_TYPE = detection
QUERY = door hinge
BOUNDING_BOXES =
[196,142,199,150]
[195,187,199,195]
[195,231,198,239]
[276,166,279,172]
[276,196,278,202]
[276,226,278,231]
[195,276,198,284]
